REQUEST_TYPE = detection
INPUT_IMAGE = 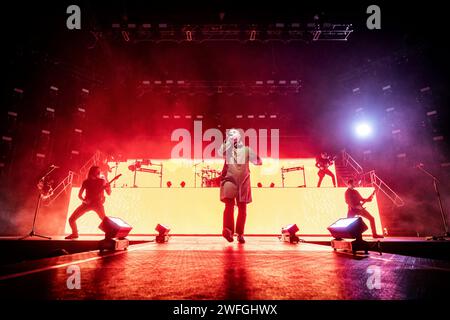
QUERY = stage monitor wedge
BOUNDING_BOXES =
[99,216,133,239]
[281,224,300,243]
[155,223,171,243]
[327,217,368,239]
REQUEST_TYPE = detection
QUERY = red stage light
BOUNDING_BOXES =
[281,224,300,243]
[155,224,171,243]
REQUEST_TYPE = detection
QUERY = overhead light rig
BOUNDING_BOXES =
[97,22,353,43]
[137,79,302,96]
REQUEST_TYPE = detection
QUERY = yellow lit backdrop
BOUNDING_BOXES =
[65,158,382,235]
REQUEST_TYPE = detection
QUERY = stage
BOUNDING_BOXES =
[1,236,449,299]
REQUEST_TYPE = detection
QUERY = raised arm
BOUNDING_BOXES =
[218,138,233,157]
[249,148,262,166]
[315,158,321,168]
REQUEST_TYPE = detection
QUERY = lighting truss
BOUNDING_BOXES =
[137,80,302,96]
[100,22,353,43]
[309,23,353,41]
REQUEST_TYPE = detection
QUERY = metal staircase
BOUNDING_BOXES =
[334,150,363,187]
[336,150,405,207]
[361,170,405,207]
[45,171,74,206]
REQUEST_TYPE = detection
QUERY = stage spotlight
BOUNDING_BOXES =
[257,182,262,188]
[328,217,371,254]
[280,224,300,243]
[180,181,186,188]
[269,182,275,188]
[354,122,373,138]
[99,217,133,239]
[327,217,368,239]
[155,224,171,243]
[166,181,172,188]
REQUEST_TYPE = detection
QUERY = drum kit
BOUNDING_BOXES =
[109,156,221,188]
[127,159,163,188]
[199,166,221,188]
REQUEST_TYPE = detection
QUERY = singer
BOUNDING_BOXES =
[218,129,262,243]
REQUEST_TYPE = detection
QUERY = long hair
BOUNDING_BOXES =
[88,166,100,179]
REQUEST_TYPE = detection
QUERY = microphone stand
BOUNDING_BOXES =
[132,161,139,188]
[193,160,203,188]
[416,165,450,240]
[113,162,119,188]
[20,166,57,240]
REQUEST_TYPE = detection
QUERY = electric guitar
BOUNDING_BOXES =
[352,188,377,210]
[318,155,337,170]
[82,174,122,205]
[106,173,122,186]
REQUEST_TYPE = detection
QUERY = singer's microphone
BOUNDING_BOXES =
[50,164,60,168]
[415,163,424,168]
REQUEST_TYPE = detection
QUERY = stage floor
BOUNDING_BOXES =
[0,236,449,299]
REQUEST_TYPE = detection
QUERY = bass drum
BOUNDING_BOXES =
[205,177,221,187]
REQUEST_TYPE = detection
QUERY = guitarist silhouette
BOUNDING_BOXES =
[65,166,121,240]
[345,179,383,238]
[315,152,336,187]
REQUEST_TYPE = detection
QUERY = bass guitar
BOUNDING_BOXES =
[82,174,122,205]
[352,188,377,210]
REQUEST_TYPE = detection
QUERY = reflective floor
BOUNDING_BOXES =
[0,236,449,299]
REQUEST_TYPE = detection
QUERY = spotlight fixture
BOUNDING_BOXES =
[155,224,171,243]
[354,122,373,138]
[269,182,275,188]
[180,181,186,188]
[166,181,172,188]
[328,217,367,240]
[257,182,262,188]
[99,217,133,239]
[280,224,300,243]
[328,217,373,255]
[98,217,133,251]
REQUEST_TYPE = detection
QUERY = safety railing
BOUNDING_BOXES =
[341,150,363,175]
[362,170,405,207]
[45,150,107,205]
[45,171,74,206]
